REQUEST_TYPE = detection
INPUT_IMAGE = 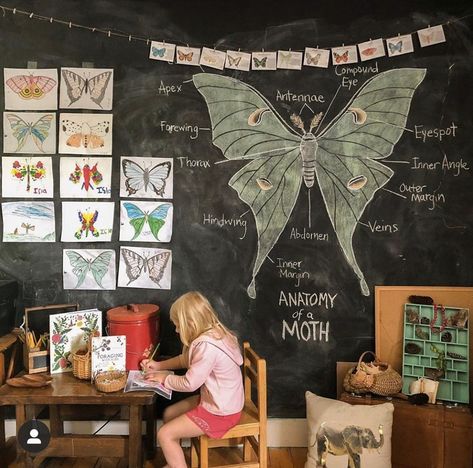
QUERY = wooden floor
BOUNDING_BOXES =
[3,437,307,467]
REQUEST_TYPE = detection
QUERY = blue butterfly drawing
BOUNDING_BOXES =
[388,41,403,55]
[123,202,172,241]
[152,46,166,58]
[6,113,54,152]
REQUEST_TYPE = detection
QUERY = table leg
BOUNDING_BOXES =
[145,403,156,460]
[49,405,63,436]
[128,404,143,468]
[15,404,33,468]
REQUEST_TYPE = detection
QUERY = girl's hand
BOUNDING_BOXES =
[144,371,167,384]
[140,359,160,372]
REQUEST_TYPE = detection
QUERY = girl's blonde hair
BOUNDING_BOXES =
[170,291,237,347]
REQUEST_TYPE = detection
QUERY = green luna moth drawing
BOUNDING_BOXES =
[193,69,426,298]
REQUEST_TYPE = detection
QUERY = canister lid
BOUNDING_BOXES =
[107,303,159,321]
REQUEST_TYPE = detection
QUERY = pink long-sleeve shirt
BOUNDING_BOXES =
[164,333,244,415]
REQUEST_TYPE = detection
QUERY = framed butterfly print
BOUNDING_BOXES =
[118,246,172,289]
[277,50,303,70]
[386,34,414,57]
[60,157,112,198]
[61,201,115,242]
[2,201,55,242]
[303,48,330,68]
[2,156,53,198]
[63,249,116,290]
[225,50,251,71]
[3,111,56,154]
[4,68,58,110]
[176,46,201,66]
[58,113,113,155]
[418,25,446,48]
[251,52,277,71]
[358,38,385,61]
[120,157,173,199]
[149,41,176,62]
[60,67,113,110]
[200,47,226,70]
[331,45,358,65]
[120,201,173,242]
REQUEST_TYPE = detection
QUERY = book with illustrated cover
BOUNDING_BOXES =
[124,370,173,400]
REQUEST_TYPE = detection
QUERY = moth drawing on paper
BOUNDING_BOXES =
[62,69,112,108]
[6,74,56,100]
[65,250,113,289]
[121,248,171,287]
[193,69,426,298]
[6,113,54,152]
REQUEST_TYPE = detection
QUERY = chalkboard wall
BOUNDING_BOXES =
[0,0,472,417]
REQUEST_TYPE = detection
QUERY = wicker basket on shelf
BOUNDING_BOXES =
[72,341,91,380]
[95,371,127,393]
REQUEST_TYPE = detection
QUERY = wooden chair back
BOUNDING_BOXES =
[191,341,267,468]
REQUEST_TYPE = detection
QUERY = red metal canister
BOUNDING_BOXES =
[106,303,159,370]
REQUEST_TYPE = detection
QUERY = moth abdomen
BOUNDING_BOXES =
[300,133,318,188]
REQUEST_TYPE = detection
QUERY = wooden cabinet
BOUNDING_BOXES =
[340,393,473,468]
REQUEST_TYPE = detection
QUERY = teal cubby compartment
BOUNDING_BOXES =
[402,303,469,404]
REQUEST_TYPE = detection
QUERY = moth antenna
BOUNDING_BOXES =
[309,112,323,132]
[290,113,306,134]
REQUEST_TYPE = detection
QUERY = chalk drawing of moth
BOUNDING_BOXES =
[193,69,426,298]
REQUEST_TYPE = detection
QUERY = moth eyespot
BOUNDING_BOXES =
[256,177,273,191]
[347,175,367,191]
[248,108,269,126]
[348,107,367,125]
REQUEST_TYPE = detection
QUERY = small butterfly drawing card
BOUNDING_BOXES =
[303,48,330,68]
[358,38,385,61]
[61,201,115,242]
[277,50,303,70]
[176,46,201,66]
[2,201,55,242]
[386,34,414,57]
[251,52,277,71]
[59,113,113,155]
[120,201,173,242]
[200,47,226,70]
[3,111,56,154]
[60,67,113,110]
[60,157,112,198]
[63,249,116,290]
[118,246,172,289]
[120,156,173,199]
[149,41,176,62]
[225,50,251,71]
[331,45,358,65]
[4,68,58,110]
[2,156,53,198]
[418,25,446,48]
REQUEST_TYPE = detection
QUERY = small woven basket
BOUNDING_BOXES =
[72,345,91,380]
[95,371,127,393]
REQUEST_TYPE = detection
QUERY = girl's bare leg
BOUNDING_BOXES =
[162,395,200,423]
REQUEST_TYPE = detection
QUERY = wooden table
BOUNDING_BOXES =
[0,372,156,467]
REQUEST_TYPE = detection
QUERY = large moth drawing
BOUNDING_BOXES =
[193,69,426,298]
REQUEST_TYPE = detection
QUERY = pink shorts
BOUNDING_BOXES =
[186,405,242,439]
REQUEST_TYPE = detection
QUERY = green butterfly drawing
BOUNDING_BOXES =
[123,202,172,241]
[65,250,113,289]
[193,69,426,298]
[6,113,54,152]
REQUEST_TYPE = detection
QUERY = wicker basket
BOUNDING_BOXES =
[95,371,127,393]
[72,346,91,380]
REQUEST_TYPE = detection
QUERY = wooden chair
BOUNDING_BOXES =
[190,341,267,468]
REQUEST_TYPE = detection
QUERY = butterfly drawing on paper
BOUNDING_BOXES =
[420,32,434,45]
[123,202,172,241]
[178,50,194,62]
[75,210,99,239]
[62,119,110,149]
[61,69,112,108]
[227,55,242,67]
[152,46,166,58]
[193,69,426,298]
[333,50,349,63]
[305,52,321,65]
[388,41,403,55]
[122,159,172,197]
[253,57,268,68]
[11,159,46,192]
[361,47,377,57]
[6,74,56,100]
[202,54,218,65]
[69,163,103,192]
[121,248,171,286]
[6,113,54,152]
[279,52,292,65]
[66,250,113,288]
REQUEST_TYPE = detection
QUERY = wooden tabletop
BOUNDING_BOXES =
[0,372,156,406]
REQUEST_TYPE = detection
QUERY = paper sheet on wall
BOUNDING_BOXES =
[60,157,112,198]
[63,248,116,290]
[58,113,113,155]
[2,201,55,242]
[119,201,173,242]
[61,201,114,242]
[2,156,54,198]
[118,246,172,289]
[120,157,173,199]
[3,112,56,154]
[60,67,113,110]
[4,68,58,110]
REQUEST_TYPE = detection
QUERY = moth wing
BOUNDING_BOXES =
[122,159,145,195]
[36,76,57,93]
[66,250,90,288]
[146,251,171,286]
[31,114,54,151]
[121,248,145,284]
[6,75,30,94]
[90,251,113,288]
[62,69,86,105]
[6,114,30,151]
[148,162,172,197]
[88,71,112,107]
